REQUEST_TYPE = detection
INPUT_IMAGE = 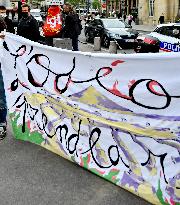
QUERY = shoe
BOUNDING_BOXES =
[0,124,6,140]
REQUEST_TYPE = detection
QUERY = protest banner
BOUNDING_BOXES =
[0,33,179,205]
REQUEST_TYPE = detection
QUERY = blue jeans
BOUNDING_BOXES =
[0,63,7,124]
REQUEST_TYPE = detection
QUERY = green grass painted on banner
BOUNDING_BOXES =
[10,112,44,145]
[156,180,179,205]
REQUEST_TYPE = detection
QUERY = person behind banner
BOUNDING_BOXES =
[0,6,15,33]
[62,3,82,51]
[17,4,40,42]
[0,19,7,140]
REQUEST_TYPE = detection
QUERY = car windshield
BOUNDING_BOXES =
[31,12,41,17]
[101,19,130,28]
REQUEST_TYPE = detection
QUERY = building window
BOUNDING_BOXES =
[149,0,154,16]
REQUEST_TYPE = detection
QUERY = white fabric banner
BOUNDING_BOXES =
[1,33,180,205]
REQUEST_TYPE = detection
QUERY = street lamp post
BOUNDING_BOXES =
[18,0,22,21]
[106,0,109,17]
[87,0,90,13]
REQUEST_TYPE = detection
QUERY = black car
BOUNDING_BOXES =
[84,18,139,48]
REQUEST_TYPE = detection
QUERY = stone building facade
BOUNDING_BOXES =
[107,0,179,25]
[138,0,180,25]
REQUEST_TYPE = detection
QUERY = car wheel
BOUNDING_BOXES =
[103,35,110,48]
[134,45,142,53]
[85,32,90,42]
[134,39,143,53]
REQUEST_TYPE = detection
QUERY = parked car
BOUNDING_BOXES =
[30,9,43,27]
[134,23,180,53]
[84,18,139,48]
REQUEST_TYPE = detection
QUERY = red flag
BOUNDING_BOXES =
[43,6,63,37]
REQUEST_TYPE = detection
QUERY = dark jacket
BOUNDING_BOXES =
[0,17,7,32]
[63,13,81,38]
[4,16,15,33]
[17,15,40,42]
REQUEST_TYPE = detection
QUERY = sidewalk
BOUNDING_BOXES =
[79,41,108,53]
